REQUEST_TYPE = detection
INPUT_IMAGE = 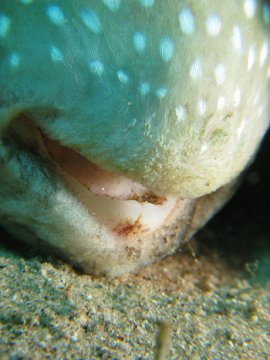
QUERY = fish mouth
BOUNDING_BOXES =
[0,110,235,276]
[41,132,181,237]
[5,112,194,239]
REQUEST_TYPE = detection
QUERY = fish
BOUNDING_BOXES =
[0,0,269,277]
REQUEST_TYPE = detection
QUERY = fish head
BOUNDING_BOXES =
[0,0,269,276]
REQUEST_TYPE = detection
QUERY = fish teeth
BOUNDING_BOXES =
[62,172,178,236]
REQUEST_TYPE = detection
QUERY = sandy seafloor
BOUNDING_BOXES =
[0,133,269,359]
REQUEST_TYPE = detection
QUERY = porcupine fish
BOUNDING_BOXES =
[0,0,269,276]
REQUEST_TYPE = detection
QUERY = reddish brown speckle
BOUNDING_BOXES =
[113,220,146,236]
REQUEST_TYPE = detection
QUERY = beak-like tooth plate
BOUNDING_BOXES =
[61,172,177,236]
[41,132,178,236]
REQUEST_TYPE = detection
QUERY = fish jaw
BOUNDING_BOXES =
[0,118,196,277]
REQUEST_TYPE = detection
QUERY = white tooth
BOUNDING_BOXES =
[139,198,177,232]
[82,191,142,230]
[61,171,176,236]
[88,171,148,200]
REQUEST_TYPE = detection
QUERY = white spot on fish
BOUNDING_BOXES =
[179,7,195,35]
[237,119,246,138]
[232,26,242,52]
[214,64,226,85]
[46,5,65,26]
[198,98,207,115]
[139,0,155,7]
[50,46,64,62]
[190,58,203,80]
[133,32,147,53]
[258,106,264,118]
[9,53,20,68]
[233,87,241,107]
[102,0,121,12]
[175,105,187,121]
[80,9,102,34]
[160,37,175,62]
[0,14,10,38]
[156,87,168,99]
[139,82,150,96]
[253,94,259,105]
[247,44,256,71]
[117,70,129,84]
[244,0,257,19]
[206,14,222,36]
[217,96,226,111]
[89,60,104,76]
[260,40,269,67]
[200,143,209,153]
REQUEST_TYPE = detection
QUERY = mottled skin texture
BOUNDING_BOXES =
[0,0,269,276]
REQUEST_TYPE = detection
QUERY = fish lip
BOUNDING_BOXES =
[40,129,170,205]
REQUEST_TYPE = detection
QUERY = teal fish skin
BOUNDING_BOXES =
[0,1,269,276]
[1,0,270,197]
